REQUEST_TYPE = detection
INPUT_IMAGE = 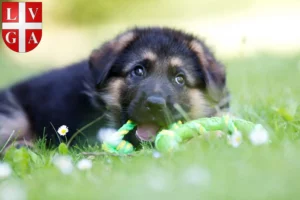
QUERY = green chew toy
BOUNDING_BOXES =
[101,120,136,154]
[155,116,255,152]
[101,116,258,154]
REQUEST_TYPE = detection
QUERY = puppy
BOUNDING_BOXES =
[0,27,229,149]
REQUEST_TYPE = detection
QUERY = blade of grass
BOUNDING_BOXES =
[49,122,62,143]
[0,130,15,154]
[67,115,104,147]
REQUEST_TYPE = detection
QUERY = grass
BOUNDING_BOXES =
[0,52,300,200]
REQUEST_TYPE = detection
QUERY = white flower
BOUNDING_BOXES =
[182,166,211,186]
[0,182,26,200]
[52,155,73,175]
[215,131,225,138]
[106,158,112,164]
[77,159,92,171]
[249,124,269,145]
[146,169,169,192]
[152,151,161,159]
[57,125,69,136]
[228,131,242,148]
[97,128,121,147]
[0,162,12,179]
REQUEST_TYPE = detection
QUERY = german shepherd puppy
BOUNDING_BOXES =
[0,27,229,149]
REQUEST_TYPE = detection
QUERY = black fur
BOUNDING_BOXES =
[0,27,229,147]
[7,61,105,144]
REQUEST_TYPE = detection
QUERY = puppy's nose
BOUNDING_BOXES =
[146,96,166,112]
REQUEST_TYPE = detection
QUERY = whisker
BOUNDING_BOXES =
[163,108,173,126]
[173,103,191,121]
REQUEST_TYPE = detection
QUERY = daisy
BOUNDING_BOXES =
[57,125,69,136]
[249,124,269,145]
[0,162,12,179]
[146,169,168,192]
[77,159,93,171]
[0,182,26,200]
[182,166,211,186]
[152,151,161,159]
[215,130,225,138]
[52,155,73,175]
[228,131,242,148]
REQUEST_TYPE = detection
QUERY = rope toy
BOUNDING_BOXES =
[155,116,256,152]
[101,120,136,154]
[101,116,259,154]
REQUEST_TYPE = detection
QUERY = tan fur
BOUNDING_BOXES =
[124,50,157,72]
[90,31,137,74]
[101,78,125,109]
[169,56,197,86]
[0,94,33,149]
[112,31,136,52]
[189,40,227,102]
[90,31,135,60]
[188,89,213,119]
[100,78,126,127]
[189,40,209,67]
[169,56,183,67]
[142,50,157,61]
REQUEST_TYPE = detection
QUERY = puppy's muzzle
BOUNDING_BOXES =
[145,96,166,113]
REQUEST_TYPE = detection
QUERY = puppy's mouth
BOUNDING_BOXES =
[135,123,161,141]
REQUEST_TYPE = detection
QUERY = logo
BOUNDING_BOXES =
[2,2,42,53]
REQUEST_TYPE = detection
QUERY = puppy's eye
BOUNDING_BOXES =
[175,74,185,85]
[132,65,145,77]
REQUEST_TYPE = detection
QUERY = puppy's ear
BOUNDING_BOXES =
[89,31,137,88]
[189,40,229,103]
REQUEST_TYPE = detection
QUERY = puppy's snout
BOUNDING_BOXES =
[145,96,166,112]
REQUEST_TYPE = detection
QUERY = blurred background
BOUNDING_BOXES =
[1,0,300,64]
[0,0,300,89]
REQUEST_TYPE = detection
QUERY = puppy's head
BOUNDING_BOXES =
[89,27,229,141]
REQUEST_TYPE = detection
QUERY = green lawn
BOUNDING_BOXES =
[0,53,300,200]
